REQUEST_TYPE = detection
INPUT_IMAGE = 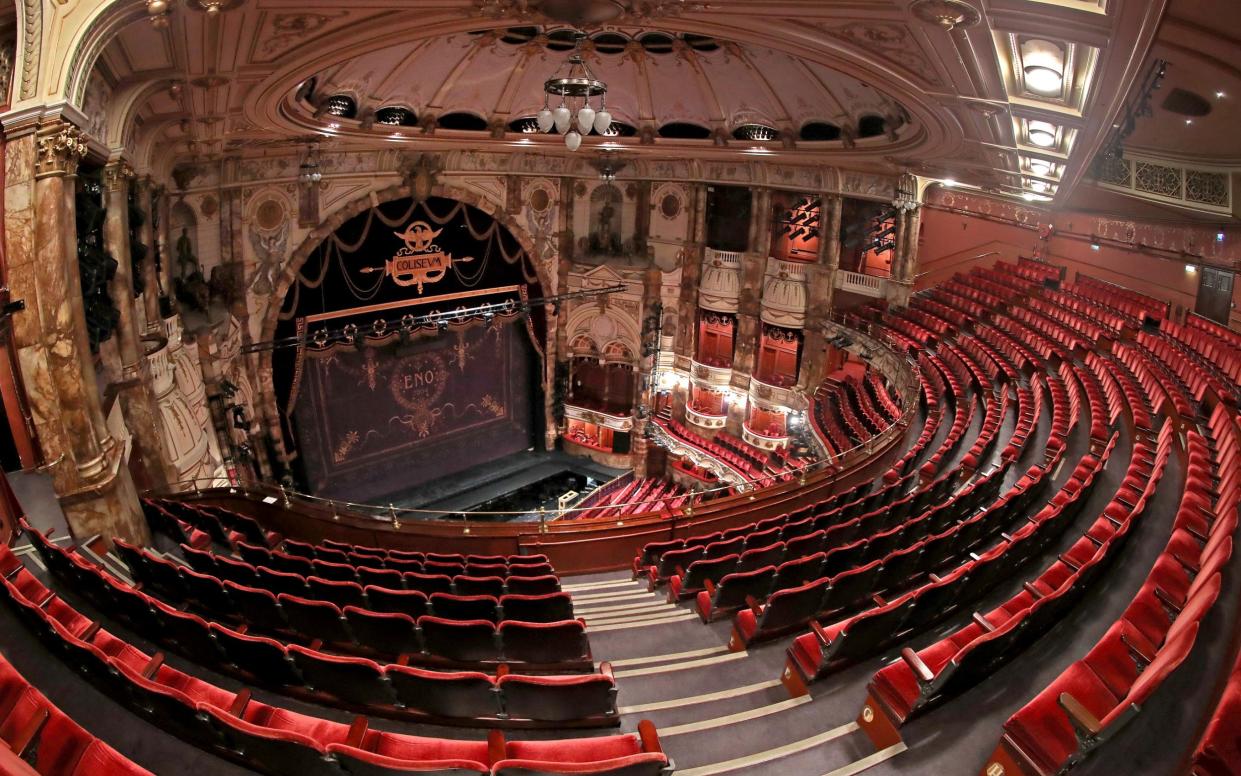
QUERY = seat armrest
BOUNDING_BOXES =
[900,647,934,684]
[229,688,252,716]
[1022,582,1043,599]
[703,578,716,596]
[599,661,615,681]
[810,620,832,646]
[142,652,166,679]
[1058,692,1102,737]
[1153,587,1182,617]
[675,566,686,578]
[971,612,996,633]
[10,707,49,757]
[496,663,510,678]
[745,595,762,617]
[638,719,664,754]
[487,729,506,765]
[346,715,368,749]
[80,621,102,641]
[1120,634,1154,669]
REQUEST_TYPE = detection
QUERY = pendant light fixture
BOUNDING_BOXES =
[537,31,615,150]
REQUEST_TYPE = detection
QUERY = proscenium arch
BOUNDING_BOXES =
[255,181,557,467]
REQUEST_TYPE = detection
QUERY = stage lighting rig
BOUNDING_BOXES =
[245,285,627,355]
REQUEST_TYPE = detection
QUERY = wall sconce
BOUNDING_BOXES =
[1021,39,1066,97]
[1186,264,1198,273]
[1027,120,1059,149]
[1090,238,1101,251]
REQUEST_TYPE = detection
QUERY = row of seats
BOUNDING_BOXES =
[787,431,1112,687]
[4,542,617,727]
[860,427,1143,728]
[0,651,152,775]
[144,498,281,551]
[990,407,1238,774]
[32,531,592,670]
[0,544,672,775]
[177,541,561,600]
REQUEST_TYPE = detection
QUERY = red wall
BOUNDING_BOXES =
[915,195,1241,331]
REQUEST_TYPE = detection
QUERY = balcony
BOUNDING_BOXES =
[686,406,728,430]
[836,270,885,298]
[761,258,808,327]
[563,404,634,432]
[742,422,789,451]
[749,375,799,409]
[689,358,733,388]
[699,247,742,313]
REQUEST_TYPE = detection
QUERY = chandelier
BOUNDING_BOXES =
[536,32,613,151]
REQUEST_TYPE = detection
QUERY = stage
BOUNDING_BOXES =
[381,450,626,522]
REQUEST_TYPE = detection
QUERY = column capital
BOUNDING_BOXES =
[35,122,89,179]
[103,160,137,192]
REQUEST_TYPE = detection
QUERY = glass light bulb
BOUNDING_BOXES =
[537,108,554,133]
[577,105,596,134]
[593,109,612,135]
[564,130,582,151]
[553,105,571,134]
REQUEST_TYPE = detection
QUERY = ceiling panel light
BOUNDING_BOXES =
[1028,158,1054,176]
[1020,39,1066,97]
[1027,120,1058,148]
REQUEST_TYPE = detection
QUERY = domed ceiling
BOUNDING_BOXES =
[295,26,911,149]
[80,0,1173,208]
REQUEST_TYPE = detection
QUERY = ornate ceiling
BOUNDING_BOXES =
[59,0,1175,209]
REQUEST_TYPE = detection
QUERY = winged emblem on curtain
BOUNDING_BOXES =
[359,220,474,294]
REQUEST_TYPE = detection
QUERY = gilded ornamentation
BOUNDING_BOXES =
[261,12,349,57]
[19,0,39,99]
[35,124,89,179]
[480,394,505,418]
[333,430,360,462]
[103,161,136,191]
[816,21,941,87]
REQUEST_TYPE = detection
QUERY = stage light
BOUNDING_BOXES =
[437,320,449,332]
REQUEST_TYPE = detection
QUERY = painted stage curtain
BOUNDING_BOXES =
[292,317,535,504]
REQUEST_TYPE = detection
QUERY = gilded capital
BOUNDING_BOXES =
[103,161,137,192]
[35,123,89,179]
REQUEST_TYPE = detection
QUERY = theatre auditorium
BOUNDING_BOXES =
[0,0,1238,774]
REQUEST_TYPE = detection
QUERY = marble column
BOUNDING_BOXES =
[28,120,146,543]
[103,161,175,490]
[5,132,71,478]
[631,266,662,477]
[549,178,575,450]
[733,187,770,380]
[154,187,177,313]
[136,178,162,332]
[674,183,706,362]
[799,195,843,390]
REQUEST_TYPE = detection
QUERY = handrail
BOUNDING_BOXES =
[150,321,921,529]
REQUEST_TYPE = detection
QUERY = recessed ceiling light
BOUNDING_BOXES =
[1028,120,1058,148]
[1028,159,1053,176]
[1216,91,1226,99]
[1186,119,1194,125]
[1021,39,1065,97]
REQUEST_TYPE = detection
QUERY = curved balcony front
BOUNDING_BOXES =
[686,406,728,430]
[748,375,801,410]
[761,258,808,328]
[690,359,733,389]
[699,247,743,313]
[742,422,789,451]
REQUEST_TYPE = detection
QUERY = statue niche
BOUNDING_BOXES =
[581,184,629,259]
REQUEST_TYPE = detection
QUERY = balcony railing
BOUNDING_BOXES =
[836,270,885,298]
[742,422,788,451]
